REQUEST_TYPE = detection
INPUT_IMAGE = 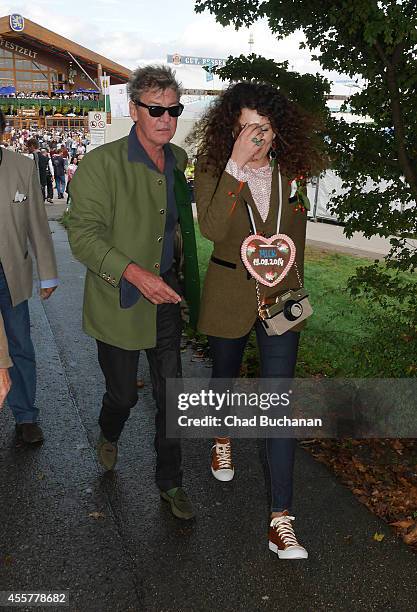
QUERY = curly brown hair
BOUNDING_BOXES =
[190,81,326,178]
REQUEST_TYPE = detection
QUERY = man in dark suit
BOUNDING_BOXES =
[27,137,50,202]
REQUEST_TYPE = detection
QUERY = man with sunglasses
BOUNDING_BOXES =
[67,65,200,520]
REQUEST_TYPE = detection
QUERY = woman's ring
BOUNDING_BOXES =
[251,136,263,146]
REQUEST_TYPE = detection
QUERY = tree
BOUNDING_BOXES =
[206,54,331,118]
[196,0,417,368]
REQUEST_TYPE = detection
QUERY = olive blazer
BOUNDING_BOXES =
[0,148,58,307]
[195,161,307,339]
[67,136,200,351]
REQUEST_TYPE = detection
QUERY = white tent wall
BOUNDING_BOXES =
[307,172,411,222]
[307,173,343,221]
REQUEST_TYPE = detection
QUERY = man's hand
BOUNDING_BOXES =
[40,286,57,300]
[0,368,11,409]
[123,263,181,305]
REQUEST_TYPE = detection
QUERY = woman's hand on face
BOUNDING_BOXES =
[230,123,267,168]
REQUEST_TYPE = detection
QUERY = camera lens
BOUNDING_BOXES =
[284,300,303,321]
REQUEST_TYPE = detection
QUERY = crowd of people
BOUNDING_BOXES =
[2,127,89,202]
[1,91,99,101]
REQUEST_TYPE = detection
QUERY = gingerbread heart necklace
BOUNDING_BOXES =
[241,170,300,287]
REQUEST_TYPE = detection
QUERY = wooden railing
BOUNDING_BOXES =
[5,115,88,130]
[0,97,103,113]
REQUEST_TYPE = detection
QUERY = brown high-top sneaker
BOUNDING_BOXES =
[211,437,234,481]
[268,511,308,559]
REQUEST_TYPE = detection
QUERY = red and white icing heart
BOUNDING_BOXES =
[241,234,296,287]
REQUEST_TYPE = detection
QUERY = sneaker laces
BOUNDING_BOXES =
[270,515,299,548]
[213,442,232,469]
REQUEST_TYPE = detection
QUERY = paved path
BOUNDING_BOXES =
[45,196,67,221]
[1,222,416,611]
[305,220,417,259]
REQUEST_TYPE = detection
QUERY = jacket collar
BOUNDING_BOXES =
[127,124,175,175]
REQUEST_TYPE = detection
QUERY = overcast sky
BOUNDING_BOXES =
[1,1,349,89]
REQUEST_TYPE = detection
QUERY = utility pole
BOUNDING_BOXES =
[249,31,254,54]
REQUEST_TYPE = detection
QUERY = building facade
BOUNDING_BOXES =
[0,14,130,96]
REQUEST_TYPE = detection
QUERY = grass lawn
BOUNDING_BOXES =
[298,247,375,377]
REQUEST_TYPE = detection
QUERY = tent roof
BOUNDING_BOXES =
[0,15,130,82]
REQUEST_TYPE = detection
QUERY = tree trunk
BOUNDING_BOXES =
[374,41,417,198]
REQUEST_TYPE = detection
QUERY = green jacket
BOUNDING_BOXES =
[67,135,200,350]
[195,161,307,339]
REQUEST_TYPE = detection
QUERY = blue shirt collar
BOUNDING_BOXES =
[127,124,176,175]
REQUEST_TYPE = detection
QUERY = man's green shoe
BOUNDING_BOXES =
[96,432,118,471]
[160,487,195,520]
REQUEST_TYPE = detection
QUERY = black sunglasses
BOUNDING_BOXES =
[134,100,184,117]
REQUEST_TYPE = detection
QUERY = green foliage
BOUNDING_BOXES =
[348,262,417,330]
[195,0,417,352]
[211,53,330,118]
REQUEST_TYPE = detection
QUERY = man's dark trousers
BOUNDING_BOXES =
[96,268,183,491]
[45,175,53,200]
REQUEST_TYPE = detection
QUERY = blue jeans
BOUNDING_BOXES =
[0,265,37,423]
[55,175,66,196]
[208,322,299,513]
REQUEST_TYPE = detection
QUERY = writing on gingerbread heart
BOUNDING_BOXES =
[241,234,296,287]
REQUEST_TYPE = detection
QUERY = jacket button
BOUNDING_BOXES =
[157,236,163,242]
[158,179,163,185]
[154,263,160,269]
[160,209,165,214]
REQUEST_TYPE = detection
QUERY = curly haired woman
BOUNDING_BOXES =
[194,81,325,559]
